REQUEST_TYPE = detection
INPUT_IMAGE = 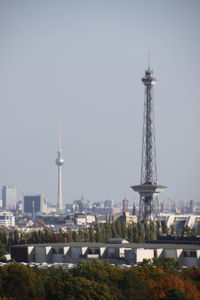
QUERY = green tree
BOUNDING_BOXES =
[127,225,133,242]
[144,222,151,240]
[0,242,6,261]
[160,289,192,300]
[0,263,45,300]
[66,228,73,242]
[63,275,112,300]
[71,260,123,298]
[156,220,161,236]
[149,221,156,240]
[152,257,181,273]
[121,222,127,239]
[161,220,168,235]
[120,269,151,300]
[169,224,176,235]
[111,223,118,238]
[95,224,103,242]
[72,231,78,242]
[115,221,122,238]
[88,228,95,242]
[105,223,112,241]
[136,223,145,242]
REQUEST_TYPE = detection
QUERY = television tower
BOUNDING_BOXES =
[55,125,64,210]
[131,66,166,222]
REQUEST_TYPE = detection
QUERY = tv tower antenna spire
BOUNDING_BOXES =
[131,66,166,222]
[55,123,64,210]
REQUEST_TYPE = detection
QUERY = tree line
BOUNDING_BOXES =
[0,220,199,258]
[0,259,200,299]
[0,220,166,254]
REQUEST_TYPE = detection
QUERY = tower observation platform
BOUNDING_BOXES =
[131,67,166,222]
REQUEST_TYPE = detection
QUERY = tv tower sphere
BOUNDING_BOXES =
[56,152,64,166]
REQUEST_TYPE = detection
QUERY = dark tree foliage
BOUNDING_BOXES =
[160,289,192,300]
[0,261,199,300]
[119,269,151,300]
[0,263,45,300]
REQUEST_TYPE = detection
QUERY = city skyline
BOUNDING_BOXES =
[0,1,199,204]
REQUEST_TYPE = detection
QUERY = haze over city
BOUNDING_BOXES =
[0,0,199,205]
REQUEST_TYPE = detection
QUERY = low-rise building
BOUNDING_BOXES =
[75,214,86,226]
[0,211,15,227]
[11,241,200,267]
[117,212,137,225]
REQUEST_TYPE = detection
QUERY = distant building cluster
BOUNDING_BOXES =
[159,198,200,214]
[0,183,200,233]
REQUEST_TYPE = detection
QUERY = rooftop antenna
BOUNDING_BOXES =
[148,50,151,69]
[58,122,62,152]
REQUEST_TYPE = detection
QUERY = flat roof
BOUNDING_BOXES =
[11,242,200,250]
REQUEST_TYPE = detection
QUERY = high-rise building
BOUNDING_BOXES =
[131,66,166,222]
[2,185,17,210]
[55,126,64,210]
[23,194,46,215]
[122,198,129,213]
[104,199,113,209]
[189,200,195,213]
[16,200,23,216]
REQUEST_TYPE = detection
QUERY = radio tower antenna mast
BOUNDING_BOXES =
[131,65,166,222]
[55,123,64,210]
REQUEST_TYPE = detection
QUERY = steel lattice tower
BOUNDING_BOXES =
[131,67,166,222]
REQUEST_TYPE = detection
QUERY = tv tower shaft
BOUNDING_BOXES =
[55,126,64,210]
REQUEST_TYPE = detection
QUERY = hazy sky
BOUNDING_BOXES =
[0,0,199,206]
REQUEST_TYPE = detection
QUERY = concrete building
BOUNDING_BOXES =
[74,214,96,227]
[2,185,17,210]
[86,214,96,224]
[11,241,200,267]
[160,214,200,234]
[95,215,107,223]
[0,211,15,227]
[74,214,87,226]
